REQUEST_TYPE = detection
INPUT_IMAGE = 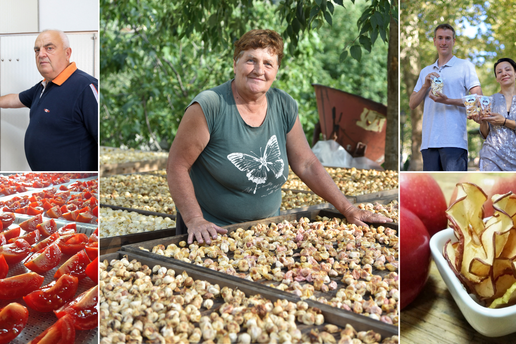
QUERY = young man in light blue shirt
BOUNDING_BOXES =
[410,23,482,171]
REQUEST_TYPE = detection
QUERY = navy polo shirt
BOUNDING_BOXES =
[19,62,98,171]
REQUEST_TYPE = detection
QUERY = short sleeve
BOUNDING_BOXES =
[187,90,221,134]
[413,71,425,93]
[18,82,42,108]
[75,81,99,140]
[464,61,481,92]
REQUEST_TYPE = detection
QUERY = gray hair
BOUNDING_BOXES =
[41,29,70,49]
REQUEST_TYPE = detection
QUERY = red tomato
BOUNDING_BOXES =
[15,185,27,193]
[0,255,8,279]
[0,212,15,228]
[31,233,60,253]
[54,250,90,280]
[0,303,29,344]
[28,313,75,344]
[42,200,53,210]
[93,227,98,236]
[59,185,68,191]
[0,272,44,299]
[57,234,89,255]
[76,211,93,223]
[32,181,43,188]
[85,257,98,283]
[84,243,98,261]
[19,213,43,232]
[46,206,62,218]
[23,274,79,312]
[14,207,27,214]
[0,239,31,265]
[2,226,21,241]
[36,219,57,237]
[57,223,76,236]
[92,206,98,217]
[54,285,98,330]
[8,229,40,245]
[24,244,63,274]
[62,210,79,222]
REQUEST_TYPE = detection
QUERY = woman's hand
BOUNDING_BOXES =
[342,206,393,228]
[186,217,227,245]
[483,111,506,126]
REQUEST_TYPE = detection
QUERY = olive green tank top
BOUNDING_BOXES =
[187,80,297,226]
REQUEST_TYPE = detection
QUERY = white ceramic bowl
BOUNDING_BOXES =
[429,228,516,337]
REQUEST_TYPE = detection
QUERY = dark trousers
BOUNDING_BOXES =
[422,148,468,171]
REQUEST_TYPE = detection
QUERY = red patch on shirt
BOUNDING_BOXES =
[44,109,50,113]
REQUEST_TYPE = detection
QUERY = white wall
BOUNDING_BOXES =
[39,0,98,32]
[0,0,98,171]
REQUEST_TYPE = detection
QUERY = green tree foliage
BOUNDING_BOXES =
[101,0,395,152]
[400,0,516,170]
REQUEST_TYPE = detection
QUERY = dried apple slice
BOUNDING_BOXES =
[500,229,516,259]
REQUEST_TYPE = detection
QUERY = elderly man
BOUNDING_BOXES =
[409,23,482,171]
[0,29,98,171]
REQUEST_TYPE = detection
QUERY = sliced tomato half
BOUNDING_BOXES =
[0,239,31,265]
[31,232,60,253]
[0,272,44,300]
[24,243,62,274]
[23,274,79,312]
[57,234,89,255]
[54,285,98,330]
[62,210,79,222]
[57,223,76,235]
[54,250,90,280]
[28,313,75,344]
[0,212,15,228]
[85,257,98,283]
[46,206,62,219]
[19,213,43,232]
[76,211,93,223]
[84,242,98,261]
[8,229,40,245]
[0,254,8,279]
[2,226,21,241]
[0,303,29,344]
[36,219,57,237]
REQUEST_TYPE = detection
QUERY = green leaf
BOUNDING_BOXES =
[350,44,362,61]
[312,18,322,29]
[324,10,332,25]
[379,27,387,42]
[373,11,383,27]
[309,6,320,21]
[370,26,379,44]
[359,21,372,35]
[292,18,301,33]
[327,2,334,14]
[359,35,372,53]
[334,0,344,7]
[339,49,348,62]
[315,0,322,6]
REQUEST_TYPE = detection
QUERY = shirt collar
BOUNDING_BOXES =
[432,55,457,71]
[42,62,77,86]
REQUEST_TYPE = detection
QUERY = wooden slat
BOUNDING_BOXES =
[400,262,515,343]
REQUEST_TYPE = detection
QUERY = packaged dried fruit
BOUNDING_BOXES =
[462,94,479,118]
[431,76,444,96]
[479,96,492,118]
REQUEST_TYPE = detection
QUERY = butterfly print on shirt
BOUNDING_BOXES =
[227,135,286,194]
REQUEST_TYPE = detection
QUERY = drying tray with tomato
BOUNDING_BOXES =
[0,218,98,344]
[0,175,98,227]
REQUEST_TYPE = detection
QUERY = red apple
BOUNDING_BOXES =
[483,175,516,218]
[400,206,431,310]
[400,173,447,237]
